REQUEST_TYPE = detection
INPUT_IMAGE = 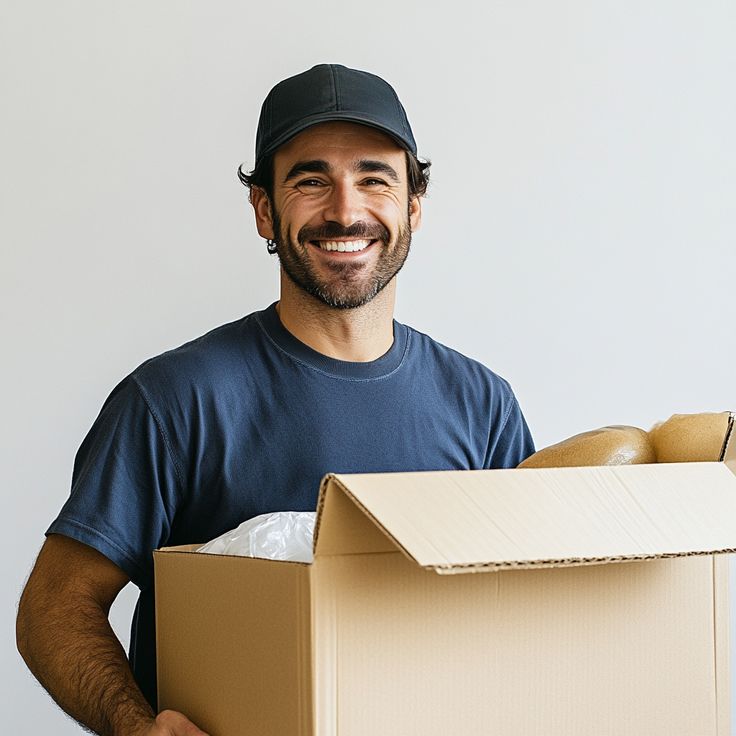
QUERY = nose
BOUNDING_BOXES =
[321,179,365,227]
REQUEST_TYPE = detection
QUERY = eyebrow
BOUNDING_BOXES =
[355,160,400,182]
[283,160,331,182]
[283,159,401,184]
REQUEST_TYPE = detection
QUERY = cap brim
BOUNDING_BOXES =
[257,111,416,163]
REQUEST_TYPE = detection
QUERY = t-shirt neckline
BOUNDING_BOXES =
[256,302,408,380]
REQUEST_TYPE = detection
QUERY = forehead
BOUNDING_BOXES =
[273,121,406,169]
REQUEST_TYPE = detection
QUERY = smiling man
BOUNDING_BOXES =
[17,64,535,736]
[251,120,420,361]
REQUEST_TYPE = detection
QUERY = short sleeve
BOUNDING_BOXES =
[487,395,535,469]
[46,376,184,589]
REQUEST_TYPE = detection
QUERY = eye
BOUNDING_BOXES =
[295,178,328,194]
[361,178,389,188]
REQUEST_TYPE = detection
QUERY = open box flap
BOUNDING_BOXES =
[313,462,736,573]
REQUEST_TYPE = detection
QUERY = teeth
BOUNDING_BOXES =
[316,239,372,252]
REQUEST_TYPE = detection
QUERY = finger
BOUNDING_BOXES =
[155,709,210,735]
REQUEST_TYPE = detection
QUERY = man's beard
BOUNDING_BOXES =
[272,212,412,310]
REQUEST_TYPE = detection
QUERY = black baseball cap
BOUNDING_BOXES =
[255,64,417,166]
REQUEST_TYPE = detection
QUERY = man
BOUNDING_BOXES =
[17,64,534,735]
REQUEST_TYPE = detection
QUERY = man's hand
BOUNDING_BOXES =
[137,709,210,735]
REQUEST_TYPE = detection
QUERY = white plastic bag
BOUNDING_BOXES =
[197,511,316,563]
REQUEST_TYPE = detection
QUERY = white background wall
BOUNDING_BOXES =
[3,0,735,731]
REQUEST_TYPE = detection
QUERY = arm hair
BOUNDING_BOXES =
[17,534,155,736]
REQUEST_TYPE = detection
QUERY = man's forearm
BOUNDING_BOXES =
[17,584,155,736]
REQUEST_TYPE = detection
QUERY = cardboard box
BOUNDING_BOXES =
[155,419,736,735]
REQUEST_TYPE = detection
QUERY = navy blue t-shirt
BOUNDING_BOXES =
[47,303,534,708]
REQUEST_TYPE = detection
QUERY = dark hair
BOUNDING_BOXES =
[237,151,431,202]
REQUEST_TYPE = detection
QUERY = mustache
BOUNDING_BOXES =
[298,221,390,243]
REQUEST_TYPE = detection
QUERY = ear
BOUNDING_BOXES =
[250,186,276,240]
[409,195,422,232]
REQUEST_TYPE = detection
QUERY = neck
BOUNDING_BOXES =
[276,274,396,362]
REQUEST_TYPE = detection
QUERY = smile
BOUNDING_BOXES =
[311,239,375,253]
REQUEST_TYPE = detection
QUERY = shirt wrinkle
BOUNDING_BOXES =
[130,375,187,508]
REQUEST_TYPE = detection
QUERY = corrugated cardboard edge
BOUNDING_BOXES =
[313,474,339,552]
[431,549,736,575]
[721,412,735,467]
[314,472,736,575]
[312,474,330,553]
